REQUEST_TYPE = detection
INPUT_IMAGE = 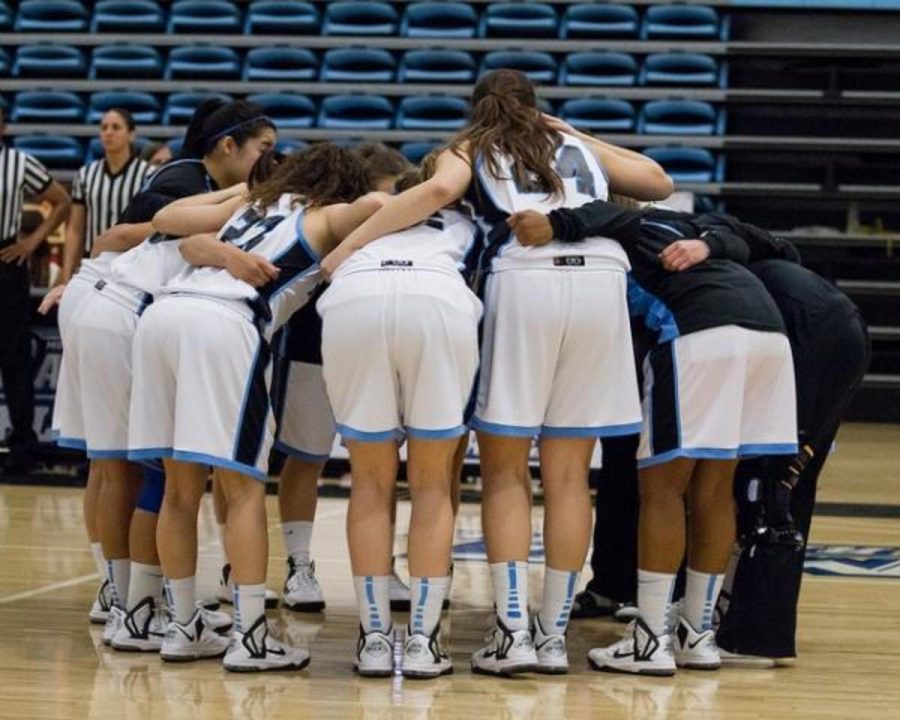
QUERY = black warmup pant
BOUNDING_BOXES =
[0,260,37,456]
[717,310,870,658]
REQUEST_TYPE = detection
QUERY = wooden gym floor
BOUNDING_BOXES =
[0,422,898,719]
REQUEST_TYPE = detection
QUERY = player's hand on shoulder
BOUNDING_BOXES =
[225,250,280,288]
[508,210,554,247]
[659,239,710,272]
[320,244,352,283]
[541,113,578,137]
[38,283,66,314]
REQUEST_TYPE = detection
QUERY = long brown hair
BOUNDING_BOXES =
[451,69,563,198]
[248,143,371,209]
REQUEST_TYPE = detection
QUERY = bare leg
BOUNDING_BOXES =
[217,469,269,585]
[688,459,739,573]
[129,509,160,566]
[346,440,398,576]
[156,459,206,580]
[278,458,324,523]
[477,433,533,563]
[406,438,457,577]
[450,434,468,519]
[638,458,695,572]
[83,462,101,542]
[97,459,144,561]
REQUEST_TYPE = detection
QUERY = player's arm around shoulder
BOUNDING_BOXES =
[179,232,278,288]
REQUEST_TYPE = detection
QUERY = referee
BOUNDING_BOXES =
[0,107,71,472]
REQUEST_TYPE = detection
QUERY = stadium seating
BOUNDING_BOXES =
[320,48,397,83]
[644,146,723,182]
[480,3,557,38]
[641,53,725,87]
[642,5,728,40]
[13,135,84,168]
[0,2,14,31]
[12,45,86,78]
[163,92,234,125]
[168,0,242,34]
[91,1,165,33]
[166,46,242,80]
[401,2,479,38]
[398,49,476,83]
[15,1,89,32]
[0,48,9,76]
[400,141,440,164]
[318,94,395,129]
[638,100,724,135]
[244,47,319,82]
[559,98,636,132]
[90,45,163,79]
[11,91,85,123]
[560,52,639,87]
[246,93,316,129]
[86,135,149,162]
[481,51,557,85]
[560,4,640,38]
[396,95,468,130]
[87,91,161,124]
[244,1,319,35]
[322,2,399,36]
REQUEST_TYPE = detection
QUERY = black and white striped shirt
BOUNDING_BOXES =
[0,144,53,242]
[71,155,154,254]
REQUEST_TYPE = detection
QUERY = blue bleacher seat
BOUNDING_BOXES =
[401,2,478,38]
[163,92,234,125]
[322,2,399,36]
[246,93,316,129]
[0,48,9,76]
[13,135,83,168]
[318,95,395,130]
[88,91,161,124]
[90,44,163,79]
[0,2,13,31]
[91,1,165,33]
[481,51,557,85]
[12,45,86,78]
[638,100,724,135]
[399,49,476,83]
[642,5,728,40]
[560,52,638,87]
[87,135,149,163]
[561,4,640,39]
[244,47,318,82]
[559,98,636,132]
[11,90,85,123]
[644,146,723,183]
[400,141,440,164]
[480,3,557,38]
[245,1,319,35]
[321,48,397,83]
[641,53,725,87]
[166,46,242,80]
[169,0,242,34]
[15,1,89,32]
[396,95,467,130]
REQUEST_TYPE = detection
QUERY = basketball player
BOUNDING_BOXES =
[323,69,673,676]
[128,143,383,671]
[317,155,481,678]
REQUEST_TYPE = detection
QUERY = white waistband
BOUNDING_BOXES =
[491,255,629,273]
[93,278,150,314]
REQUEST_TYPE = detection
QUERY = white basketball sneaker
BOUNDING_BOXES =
[282,558,326,613]
[471,617,538,677]
[216,564,279,609]
[223,616,310,673]
[672,617,721,670]
[102,606,126,646]
[587,617,676,676]
[89,580,113,625]
[389,567,411,612]
[196,604,233,633]
[354,625,395,677]
[110,596,167,652]
[402,625,452,679]
[160,609,230,662]
[532,616,568,674]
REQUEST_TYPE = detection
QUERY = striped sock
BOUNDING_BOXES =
[683,568,724,632]
[490,561,529,631]
[234,583,266,633]
[106,559,130,609]
[409,576,450,637]
[538,567,579,634]
[353,576,391,634]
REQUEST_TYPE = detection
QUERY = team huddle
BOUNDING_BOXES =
[46,69,803,678]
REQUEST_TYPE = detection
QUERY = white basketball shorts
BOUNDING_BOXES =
[128,295,275,481]
[318,270,482,442]
[637,325,798,468]
[471,268,642,439]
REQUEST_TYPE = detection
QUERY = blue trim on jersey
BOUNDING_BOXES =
[627,274,680,344]
[55,435,87,450]
[128,448,173,462]
[138,158,204,193]
[540,421,643,439]
[672,344,683,448]
[171,450,268,482]
[738,442,799,457]
[273,440,331,462]
[231,341,261,461]
[470,417,541,438]
[405,424,468,440]
[640,220,685,238]
[86,448,131,460]
[292,209,319,261]
[336,423,404,443]
[637,447,740,468]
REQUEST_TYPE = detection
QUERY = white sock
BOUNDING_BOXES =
[165,576,196,626]
[127,563,163,611]
[90,543,106,579]
[490,561,529,632]
[409,576,450,636]
[282,521,314,565]
[538,567,579,634]
[637,569,676,636]
[353,576,392,634]
[234,583,267,633]
[683,568,725,632]
[107,559,131,609]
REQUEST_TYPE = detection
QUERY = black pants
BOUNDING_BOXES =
[0,261,36,455]
[717,311,869,657]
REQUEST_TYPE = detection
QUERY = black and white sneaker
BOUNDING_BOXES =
[672,617,721,670]
[570,589,619,620]
[471,616,538,677]
[223,615,310,673]
[533,616,568,674]
[216,563,279,609]
[587,617,676,676]
[89,580,113,625]
[110,596,167,653]
[402,624,453,679]
[282,558,326,613]
[161,609,230,662]
[354,625,395,677]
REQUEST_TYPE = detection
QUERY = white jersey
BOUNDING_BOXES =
[74,250,119,285]
[161,195,321,336]
[335,208,478,280]
[465,132,629,274]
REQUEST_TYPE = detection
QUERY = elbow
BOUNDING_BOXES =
[426,179,462,209]
[638,168,674,202]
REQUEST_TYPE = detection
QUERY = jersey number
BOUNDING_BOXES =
[512,146,596,198]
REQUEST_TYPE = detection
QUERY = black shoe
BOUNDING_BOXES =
[570,590,619,619]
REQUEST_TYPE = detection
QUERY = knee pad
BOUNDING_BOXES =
[136,466,165,514]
